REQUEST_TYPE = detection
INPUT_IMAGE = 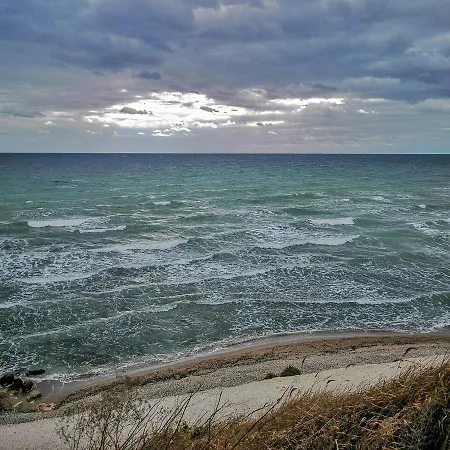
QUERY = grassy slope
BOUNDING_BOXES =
[60,358,449,450]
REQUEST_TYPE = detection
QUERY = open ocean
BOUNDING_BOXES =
[0,154,449,381]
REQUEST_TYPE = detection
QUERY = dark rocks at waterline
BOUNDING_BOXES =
[9,378,23,391]
[22,380,34,393]
[25,369,45,377]
[0,373,15,386]
[0,373,34,393]
[0,388,9,412]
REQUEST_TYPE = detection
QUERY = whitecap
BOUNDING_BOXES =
[311,235,359,246]
[257,235,359,249]
[418,204,426,209]
[413,223,441,236]
[79,225,126,233]
[0,300,25,309]
[20,271,99,285]
[311,218,354,226]
[153,201,171,206]
[98,239,186,253]
[14,302,180,341]
[28,218,88,228]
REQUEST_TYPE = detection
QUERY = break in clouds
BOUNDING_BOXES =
[1,0,450,152]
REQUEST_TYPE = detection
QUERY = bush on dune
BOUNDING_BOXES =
[59,358,450,450]
[279,365,302,377]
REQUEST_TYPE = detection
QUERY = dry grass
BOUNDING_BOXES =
[59,358,450,450]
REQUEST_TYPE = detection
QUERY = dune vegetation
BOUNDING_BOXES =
[59,358,449,450]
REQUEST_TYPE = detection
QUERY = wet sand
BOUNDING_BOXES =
[0,332,448,450]
[2,331,449,418]
[25,329,450,402]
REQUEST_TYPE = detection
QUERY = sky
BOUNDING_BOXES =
[0,0,450,153]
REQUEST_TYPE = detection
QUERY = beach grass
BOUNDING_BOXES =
[59,357,449,450]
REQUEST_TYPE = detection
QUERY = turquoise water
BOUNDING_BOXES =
[0,154,449,380]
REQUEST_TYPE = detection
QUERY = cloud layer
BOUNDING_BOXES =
[1,0,449,152]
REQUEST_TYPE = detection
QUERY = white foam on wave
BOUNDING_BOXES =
[28,218,89,228]
[0,300,26,310]
[20,271,99,285]
[14,302,180,342]
[196,298,238,306]
[418,204,427,209]
[413,222,442,236]
[311,218,354,226]
[257,235,359,249]
[370,196,387,202]
[313,235,359,246]
[80,225,126,234]
[153,201,171,206]
[286,295,421,305]
[98,239,186,253]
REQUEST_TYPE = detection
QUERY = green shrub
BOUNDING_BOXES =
[264,372,277,380]
[279,365,301,377]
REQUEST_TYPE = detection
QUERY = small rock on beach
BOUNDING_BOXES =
[27,390,43,402]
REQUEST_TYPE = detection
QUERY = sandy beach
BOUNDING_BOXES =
[0,332,449,450]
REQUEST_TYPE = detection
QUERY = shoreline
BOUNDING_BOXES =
[0,332,449,450]
[32,329,450,403]
[2,354,448,450]
[1,330,448,422]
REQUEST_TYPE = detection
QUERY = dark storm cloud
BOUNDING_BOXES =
[91,0,194,47]
[1,0,450,157]
[312,84,338,92]
[133,70,162,80]
[0,0,168,72]
[187,0,450,101]
[1,0,449,101]
[51,38,164,72]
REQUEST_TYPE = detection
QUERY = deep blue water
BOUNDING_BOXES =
[0,154,449,380]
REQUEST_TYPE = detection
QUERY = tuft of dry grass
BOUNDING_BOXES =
[59,358,450,450]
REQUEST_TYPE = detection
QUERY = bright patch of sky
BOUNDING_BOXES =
[84,92,346,137]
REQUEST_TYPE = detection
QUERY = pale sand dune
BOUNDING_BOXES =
[0,355,447,450]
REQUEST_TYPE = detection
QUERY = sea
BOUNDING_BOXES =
[0,154,449,381]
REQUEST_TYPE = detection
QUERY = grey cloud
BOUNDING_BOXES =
[1,108,45,118]
[0,0,169,72]
[50,32,164,72]
[120,107,151,115]
[200,105,219,113]
[1,0,450,155]
[186,0,450,102]
[133,70,162,80]
[91,0,195,45]
[2,0,450,101]
[312,84,338,92]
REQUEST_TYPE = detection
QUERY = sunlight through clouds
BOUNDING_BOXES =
[84,92,347,136]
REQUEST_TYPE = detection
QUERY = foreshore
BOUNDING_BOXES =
[1,331,449,449]
[2,331,449,416]
[6,329,444,403]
